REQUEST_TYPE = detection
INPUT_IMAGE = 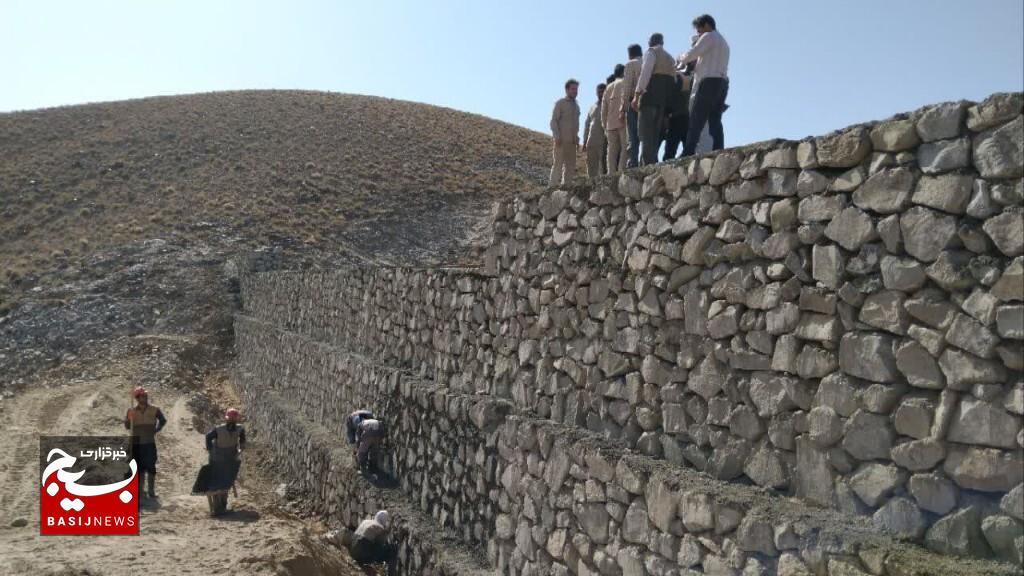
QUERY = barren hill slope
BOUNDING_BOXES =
[0,90,552,387]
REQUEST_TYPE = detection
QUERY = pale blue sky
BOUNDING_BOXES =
[3,0,1022,145]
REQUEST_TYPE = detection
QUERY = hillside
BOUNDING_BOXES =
[0,90,552,387]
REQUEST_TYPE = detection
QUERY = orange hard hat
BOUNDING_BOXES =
[225,408,241,422]
[132,386,148,398]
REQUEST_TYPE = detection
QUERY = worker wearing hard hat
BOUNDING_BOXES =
[124,386,168,499]
[204,408,246,516]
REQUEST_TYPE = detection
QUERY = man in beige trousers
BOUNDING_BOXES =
[602,64,627,174]
[583,82,607,180]
[549,79,580,186]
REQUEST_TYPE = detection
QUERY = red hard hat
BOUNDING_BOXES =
[225,408,241,421]
[132,386,148,398]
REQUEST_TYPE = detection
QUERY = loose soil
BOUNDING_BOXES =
[0,335,367,576]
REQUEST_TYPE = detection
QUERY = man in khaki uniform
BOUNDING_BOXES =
[602,64,628,174]
[124,386,167,499]
[632,33,677,165]
[549,79,580,186]
[621,44,644,168]
[583,83,607,180]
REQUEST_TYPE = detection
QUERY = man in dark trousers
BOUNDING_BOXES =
[124,386,167,499]
[661,72,691,161]
[678,14,731,156]
[203,408,246,515]
[631,33,677,165]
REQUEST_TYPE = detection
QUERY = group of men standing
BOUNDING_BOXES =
[549,14,730,185]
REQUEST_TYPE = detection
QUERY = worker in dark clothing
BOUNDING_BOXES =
[350,510,394,566]
[355,417,386,473]
[661,73,691,160]
[203,408,246,516]
[124,386,167,499]
[346,409,374,446]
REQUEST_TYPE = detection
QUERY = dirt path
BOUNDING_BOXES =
[0,346,362,576]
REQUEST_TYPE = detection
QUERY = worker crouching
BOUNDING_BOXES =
[354,417,386,474]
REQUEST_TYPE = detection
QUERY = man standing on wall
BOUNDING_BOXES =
[662,65,692,160]
[549,79,581,186]
[678,14,730,157]
[583,82,607,180]
[632,33,677,165]
[602,64,628,174]
[620,44,643,168]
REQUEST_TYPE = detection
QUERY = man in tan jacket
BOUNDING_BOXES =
[550,79,581,186]
[583,82,607,180]
[602,64,627,174]
[620,44,643,168]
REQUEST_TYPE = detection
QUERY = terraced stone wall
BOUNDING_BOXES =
[241,92,1024,563]
[234,316,1018,575]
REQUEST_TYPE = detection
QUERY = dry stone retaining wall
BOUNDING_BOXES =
[235,316,1017,575]
[237,92,1024,572]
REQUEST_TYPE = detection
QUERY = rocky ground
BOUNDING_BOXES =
[0,335,374,576]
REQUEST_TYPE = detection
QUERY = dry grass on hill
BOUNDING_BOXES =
[0,90,551,289]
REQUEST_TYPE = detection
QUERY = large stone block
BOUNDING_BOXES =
[870,119,920,152]
[843,409,896,461]
[974,114,1024,179]
[824,207,877,251]
[853,166,915,214]
[948,397,1022,449]
[873,496,927,539]
[900,207,956,262]
[917,101,966,142]
[926,507,992,558]
[912,174,973,214]
[816,127,872,168]
[966,92,1023,131]
[839,332,898,383]
[983,208,1024,257]
[944,446,1024,492]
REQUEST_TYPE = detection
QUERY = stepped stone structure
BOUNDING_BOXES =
[235,92,1024,575]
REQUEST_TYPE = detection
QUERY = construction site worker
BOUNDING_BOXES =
[350,510,394,565]
[602,64,628,174]
[632,33,677,166]
[124,386,167,499]
[678,14,731,156]
[204,408,246,516]
[621,44,643,168]
[345,409,374,445]
[355,416,387,473]
[582,83,607,180]
[549,78,580,186]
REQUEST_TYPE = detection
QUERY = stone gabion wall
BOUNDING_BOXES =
[236,320,498,575]
[241,92,1024,561]
[235,315,1018,575]
[236,316,507,546]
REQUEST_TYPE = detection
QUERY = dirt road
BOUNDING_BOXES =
[0,339,361,576]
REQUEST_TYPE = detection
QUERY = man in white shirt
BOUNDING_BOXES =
[677,14,730,157]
